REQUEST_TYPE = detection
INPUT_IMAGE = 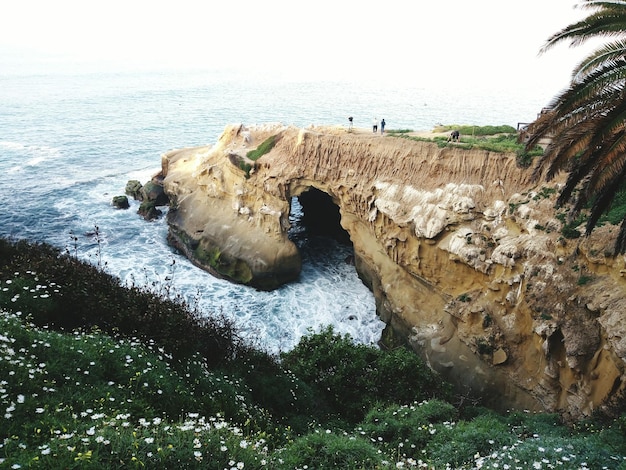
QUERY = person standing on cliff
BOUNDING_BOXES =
[348,116,353,130]
[380,119,386,134]
[373,118,378,133]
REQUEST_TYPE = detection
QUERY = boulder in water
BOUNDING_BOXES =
[112,195,130,209]
[138,200,162,220]
[125,180,143,201]
[141,180,169,206]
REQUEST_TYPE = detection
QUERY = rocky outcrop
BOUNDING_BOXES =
[125,177,170,221]
[159,123,626,419]
[111,195,130,209]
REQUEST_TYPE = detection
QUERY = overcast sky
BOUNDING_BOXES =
[0,0,598,96]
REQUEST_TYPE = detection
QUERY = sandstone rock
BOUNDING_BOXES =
[493,348,507,365]
[157,123,626,418]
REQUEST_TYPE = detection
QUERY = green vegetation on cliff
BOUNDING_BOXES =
[1,237,625,468]
[388,124,543,166]
[246,135,277,161]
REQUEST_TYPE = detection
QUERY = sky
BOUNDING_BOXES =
[0,0,599,97]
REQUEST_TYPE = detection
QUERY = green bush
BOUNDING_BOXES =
[272,430,383,469]
[280,326,448,425]
[228,347,318,434]
[426,413,513,467]
[280,327,379,424]
[359,399,457,456]
[562,223,582,239]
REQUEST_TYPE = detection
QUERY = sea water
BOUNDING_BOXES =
[0,67,553,353]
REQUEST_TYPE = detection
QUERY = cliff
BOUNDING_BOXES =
[159,123,626,419]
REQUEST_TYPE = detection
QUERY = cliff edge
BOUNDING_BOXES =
[159,123,626,419]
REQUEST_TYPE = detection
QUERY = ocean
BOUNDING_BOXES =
[0,67,555,353]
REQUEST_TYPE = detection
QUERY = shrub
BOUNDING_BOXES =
[272,430,383,469]
[562,223,582,239]
[228,347,318,433]
[280,326,448,425]
[426,413,513,467]
[359,400,457,456]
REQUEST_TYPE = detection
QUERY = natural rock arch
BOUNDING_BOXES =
[158,123,626,419]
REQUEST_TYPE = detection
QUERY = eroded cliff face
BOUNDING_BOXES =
[160,123,626,418]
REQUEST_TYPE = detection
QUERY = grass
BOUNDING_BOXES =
[1,237,626,468]
[387,124,544,163]
[246,135,277,161]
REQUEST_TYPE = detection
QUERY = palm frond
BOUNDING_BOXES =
[586,163,626,233]
[615,216,626,253]
[541,1,626,53]
[527,0,626,254]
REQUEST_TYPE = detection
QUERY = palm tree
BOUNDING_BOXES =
[525,0,626,254]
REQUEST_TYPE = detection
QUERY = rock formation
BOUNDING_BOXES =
[125,177,169,221]
[159,123,626,419]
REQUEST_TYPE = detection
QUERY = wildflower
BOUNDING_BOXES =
[145,437,154,444]
[220,445,228,452]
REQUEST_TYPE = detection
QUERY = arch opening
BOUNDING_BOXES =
[289,187,352,247]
